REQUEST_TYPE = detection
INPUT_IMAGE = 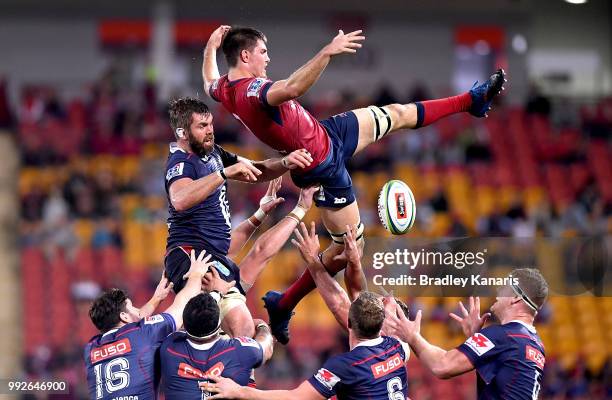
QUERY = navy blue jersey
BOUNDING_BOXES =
[160,333,263,400]
[457,321,545,400]
[84,313,176,400]
[164,143,238,256]
[307,336,409,400]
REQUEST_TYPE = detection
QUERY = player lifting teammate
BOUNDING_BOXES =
[84,250,222,400]
[384,268,548,400]
[203,25,507,344]
[164,97,318,337]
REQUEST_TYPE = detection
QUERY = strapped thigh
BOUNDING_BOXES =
[328,222,365,245]
[367,105,393,142]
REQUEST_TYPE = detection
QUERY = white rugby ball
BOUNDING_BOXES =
[377,180,416,235]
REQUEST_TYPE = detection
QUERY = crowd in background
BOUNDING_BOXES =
[3,67,611,399]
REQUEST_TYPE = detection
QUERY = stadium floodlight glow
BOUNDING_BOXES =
[564,0,587,4]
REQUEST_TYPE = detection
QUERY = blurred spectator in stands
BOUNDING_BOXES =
[525,83,551,117]
[41,188,78,259]
[0,77,14,129]
[373,83,398,107]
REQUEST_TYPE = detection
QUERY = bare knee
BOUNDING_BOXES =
[385,103,417,130]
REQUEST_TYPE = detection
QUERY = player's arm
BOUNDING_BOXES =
[239,186,318,289]
[164,250,215,329]
[332,224,366,301]
[228,177,284,259]
[253,319,274,364]
[383,298,473,379]
[138,271,174,319]
[170,162,262,211]
[249,149,313,181]
[203,25,231,96]
[265,30,365,106]
[292,222,351,331]
[204,377,324,400]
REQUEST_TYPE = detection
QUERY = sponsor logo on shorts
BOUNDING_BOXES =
[465,333,495,356]
[314,368,340,390]
[371,353,403,378]
[526,345,545,369]
[334,197,347,204]
[91,338,132,363]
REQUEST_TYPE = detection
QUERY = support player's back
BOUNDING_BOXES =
[457,321,545,399]
[160,333,264,400]
[84,314,176,400]
[308,336,409,400]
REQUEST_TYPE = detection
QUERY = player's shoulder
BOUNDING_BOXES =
[167,143,193,163]
[231,336,262,350]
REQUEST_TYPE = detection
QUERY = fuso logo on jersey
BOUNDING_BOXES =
[166,162,185,181]
[145,315,165,325]
[178,362,225,379]
[371,353,403,378]
[314,368,340,390]
[247,79,266,97]
[91,338,132,363]
[525,346,545,369]
[465,333,495,356]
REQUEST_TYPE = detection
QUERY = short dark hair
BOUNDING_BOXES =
[183,293,220,338]
[89,288,128,333]
[222,27,266,68]
[348,292,385,339]
[512,268,549,312]
[395,298,410,317]
[168,97,210,134]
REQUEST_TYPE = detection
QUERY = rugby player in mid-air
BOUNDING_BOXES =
[384,268,548,400]
[164,97,318,338]
[84,250,226,400]
[203,25,507,344]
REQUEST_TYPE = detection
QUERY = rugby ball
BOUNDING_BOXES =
[377,180,416,235]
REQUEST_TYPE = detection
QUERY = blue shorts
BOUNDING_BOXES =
[164,245,245,295]
[291,111,359,208]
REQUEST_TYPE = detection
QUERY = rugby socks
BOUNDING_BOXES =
[278,261,345,311]
[414,92,472,128]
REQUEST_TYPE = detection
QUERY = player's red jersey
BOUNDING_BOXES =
[210,75,330,171]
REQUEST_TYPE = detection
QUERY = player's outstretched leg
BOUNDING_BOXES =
[352,69,506,155]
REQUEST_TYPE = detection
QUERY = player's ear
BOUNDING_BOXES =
[119,311,131,324]
[240,49,250,63]
[176,128,185,139]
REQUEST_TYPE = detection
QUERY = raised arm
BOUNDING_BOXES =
[170,161,262,212]
[203,25,231,96]
[228,177,285,259]
[332,224,366,301]
[204,376,324,400]
[239,186,318,290]
[250,149,313,181]
[138,271,174,319]
[292,222,351,331]
[265,30,365,106]
[383,298,473,379]
[252,319,274,364]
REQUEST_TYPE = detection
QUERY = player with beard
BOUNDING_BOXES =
[164,97,317,338]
